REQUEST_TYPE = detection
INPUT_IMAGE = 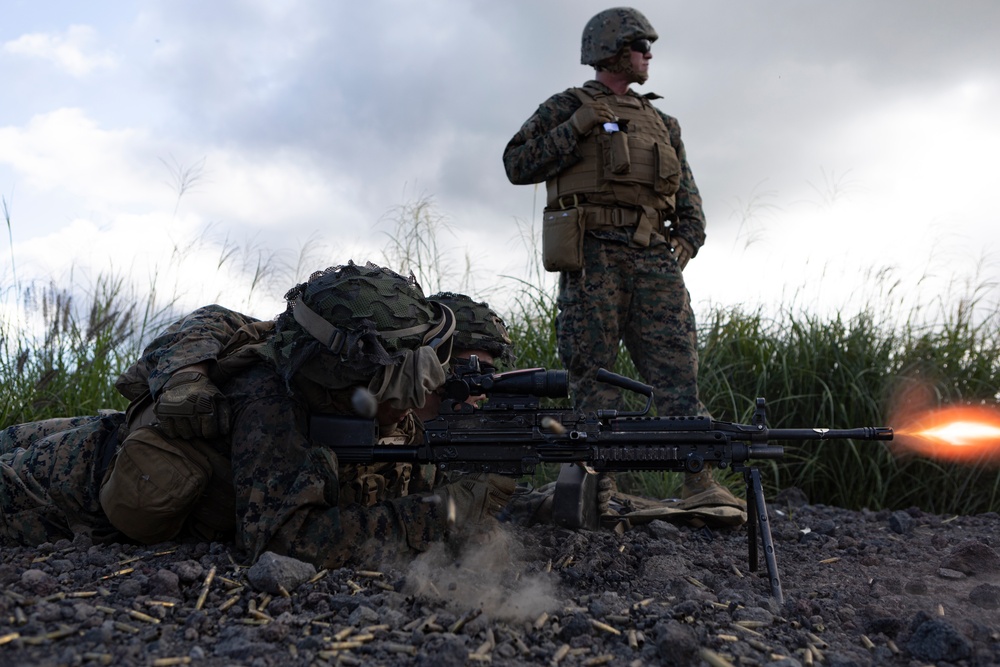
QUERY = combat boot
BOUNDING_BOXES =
[682,464,721,498]
[682,463,745,509]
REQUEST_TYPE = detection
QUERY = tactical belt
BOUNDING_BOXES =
[585,206,643,229]
[557,197,670,247]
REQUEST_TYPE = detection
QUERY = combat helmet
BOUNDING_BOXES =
[429,292,515,367]
[268,261,455,400]
[581,7,658,66]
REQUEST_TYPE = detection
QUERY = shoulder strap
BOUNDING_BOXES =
[572,83,603,104]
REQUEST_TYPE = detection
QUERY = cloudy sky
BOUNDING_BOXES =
[2,0,998,324]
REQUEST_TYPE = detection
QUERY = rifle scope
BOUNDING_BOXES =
[443,367,569,401]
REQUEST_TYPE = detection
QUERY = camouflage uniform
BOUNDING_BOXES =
[0,415,123,545]
[2,264,506,568]
[117,302,437,506]
[0,305,262,548]
[503,66,707,419]
[114,304,260,399]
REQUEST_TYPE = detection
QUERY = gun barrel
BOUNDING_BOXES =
[767,427,893,441]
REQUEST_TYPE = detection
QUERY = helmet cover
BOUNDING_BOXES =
[581,7,658,66]
[428,292,515,366]
[269,261,453,389]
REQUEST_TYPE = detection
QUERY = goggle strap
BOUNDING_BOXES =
[292,296,346,353]
[293,297,455,361]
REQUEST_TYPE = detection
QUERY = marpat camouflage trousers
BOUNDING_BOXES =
[0,414,122,545]
[556,235,707,417]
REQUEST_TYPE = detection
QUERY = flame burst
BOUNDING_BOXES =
[893,406,1000,465]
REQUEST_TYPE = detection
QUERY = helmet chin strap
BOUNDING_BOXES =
[424,301,456,366]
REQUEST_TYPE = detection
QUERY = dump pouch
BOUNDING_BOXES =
[99,426,212,544]
[541,207,585,272]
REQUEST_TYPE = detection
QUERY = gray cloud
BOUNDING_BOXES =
[127,1,999,221]
[5,0,999,307]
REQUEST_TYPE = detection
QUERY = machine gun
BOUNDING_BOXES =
[310,364,893,601]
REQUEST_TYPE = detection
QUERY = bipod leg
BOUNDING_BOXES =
[749,468,783,603]
[744,468,759,573]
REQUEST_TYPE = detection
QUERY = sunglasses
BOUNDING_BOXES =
[629,38,652,55]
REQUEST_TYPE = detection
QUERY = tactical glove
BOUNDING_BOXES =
[669,237,695,270]
[436,473,516,528]
[154,371,231,440]
[569,104,616,137]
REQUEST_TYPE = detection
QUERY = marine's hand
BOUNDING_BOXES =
[569,104,616,136]
[437,473,516,527]
[670,237,695,270]
[154,371,231,439]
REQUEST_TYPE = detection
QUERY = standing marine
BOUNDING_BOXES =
[503,7,732,502]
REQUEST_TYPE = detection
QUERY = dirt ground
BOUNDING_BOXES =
[2,488,999,666]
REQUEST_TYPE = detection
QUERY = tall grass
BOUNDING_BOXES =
[1,273,177,425]
[701,302,1000,514]
[503,267,1000,514]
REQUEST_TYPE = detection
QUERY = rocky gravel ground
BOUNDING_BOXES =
[2,488,999,667]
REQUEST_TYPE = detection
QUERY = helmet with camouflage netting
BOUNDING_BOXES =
[428,292,515,367]
[268,261,455,393]
[581,7,658,66]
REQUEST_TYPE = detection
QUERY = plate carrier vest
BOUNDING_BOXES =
[546,84,681,247]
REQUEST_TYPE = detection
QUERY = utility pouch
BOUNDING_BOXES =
[608,126,631,175]
[654,142,681,195]
[542,207,585,272]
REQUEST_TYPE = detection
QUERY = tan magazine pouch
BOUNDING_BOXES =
[542,207,585,272]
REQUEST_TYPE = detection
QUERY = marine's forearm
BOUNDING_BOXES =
[504,94,584,186]
[503,119,582,185]
[116,305,258,399]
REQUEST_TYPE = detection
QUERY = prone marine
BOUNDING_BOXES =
[0,262,515,568]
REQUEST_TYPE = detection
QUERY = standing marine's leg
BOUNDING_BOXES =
[621,244,707,417]
[622,246,740,505]
[556,237,629,413]
[555,239,634,516]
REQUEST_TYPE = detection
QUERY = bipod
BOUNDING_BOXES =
[740,465,784,603]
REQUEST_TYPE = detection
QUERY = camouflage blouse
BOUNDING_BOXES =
[503,80,707,251]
